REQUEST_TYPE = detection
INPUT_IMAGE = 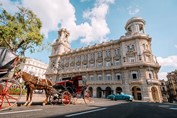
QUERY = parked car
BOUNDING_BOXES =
[107,92,133,101]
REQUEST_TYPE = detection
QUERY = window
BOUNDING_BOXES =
[83,54,88,60]
[106,74,112,81]
[98,51,102,58]
[90,63,94,68]
[90,75,94,81]
[115,60,120,65]
[116,74,121,80]
[106,50,111,57]
[83,64,87,68]
[98,75,102,81]
[129,56,135,63]
[106,61,111,67]
[132,74,137,79]
[131,71,138,79]
[90,53,95,59]
[148,71,153,79]
[97,62,102,67]
[115,49,120,56]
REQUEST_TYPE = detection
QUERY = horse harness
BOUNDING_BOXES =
[24,73,51,89]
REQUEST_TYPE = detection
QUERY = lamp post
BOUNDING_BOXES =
[52,60,64,83]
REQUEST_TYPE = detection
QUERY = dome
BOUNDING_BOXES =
[125,17,145,29]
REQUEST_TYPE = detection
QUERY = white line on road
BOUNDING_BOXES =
[0,109,43,115]
[65,108,107,117]
[169,108,177,110]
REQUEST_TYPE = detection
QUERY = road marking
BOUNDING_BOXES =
[169,108,177,110]
[65,107,107,117]
[0,109,43,115]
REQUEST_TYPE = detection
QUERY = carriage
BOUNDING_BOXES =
[0,47,22,111]
[0,47,92,111]
[49,76,92,105]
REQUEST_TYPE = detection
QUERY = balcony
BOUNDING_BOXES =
[146,79,160,85]
[129,79,143,84]
[88,80,123,85]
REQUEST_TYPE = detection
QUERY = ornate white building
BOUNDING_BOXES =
[46,17,162,102]
[20,57,48,79]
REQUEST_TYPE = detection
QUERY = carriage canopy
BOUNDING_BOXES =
[0,47,17,69]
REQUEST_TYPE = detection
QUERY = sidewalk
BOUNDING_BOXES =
[18,93,46,103]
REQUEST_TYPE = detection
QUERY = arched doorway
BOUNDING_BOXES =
[105,87,112,97]
[151,87,159,102]
[97,87,102,98]
[88,87,93,97]
[132,86,142,100]
[116,87,122,94]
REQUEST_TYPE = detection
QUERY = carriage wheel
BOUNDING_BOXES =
[83,90,92,105]
[49,94,60,105]
[0,79,22,111]
[61,91,71,105]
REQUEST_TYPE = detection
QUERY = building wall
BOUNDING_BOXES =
[20,58,48,79]
[159,80,168,102]
[166,71,177,102]
[46,17,162,102]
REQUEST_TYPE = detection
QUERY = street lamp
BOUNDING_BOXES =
[52,60,64,83]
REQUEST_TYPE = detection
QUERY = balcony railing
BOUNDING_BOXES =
[146,79,160,85]
[88,80,123,85]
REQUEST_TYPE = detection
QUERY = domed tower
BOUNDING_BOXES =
[125,17,145,35]
[46,28,71,83]
[120,17,162,103]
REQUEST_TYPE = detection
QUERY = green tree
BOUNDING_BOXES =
[0,6,44,56]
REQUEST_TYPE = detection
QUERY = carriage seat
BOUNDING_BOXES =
[0,69,9,78]
[53,84,66,92]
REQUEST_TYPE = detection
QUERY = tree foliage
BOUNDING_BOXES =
[0,7,44,56]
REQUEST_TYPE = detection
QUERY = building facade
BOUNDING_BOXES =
[20,57,48,79]
[166,70,177,102]
[46,17,162,102]
[159,80,168,102]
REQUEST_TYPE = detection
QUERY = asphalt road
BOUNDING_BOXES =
[0,99,177,118]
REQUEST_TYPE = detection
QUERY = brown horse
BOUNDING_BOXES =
[14,71,54,106]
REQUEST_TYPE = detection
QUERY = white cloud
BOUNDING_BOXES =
[158,72,167,81]
[157,56,177,67]
[127,6,140,15]
[157,55,177,80]
[81,1,113,44]
[1,0,114,45]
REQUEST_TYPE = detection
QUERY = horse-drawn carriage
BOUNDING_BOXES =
[49,76,92,105]
[0,47,22,111]
[0,47,92,111]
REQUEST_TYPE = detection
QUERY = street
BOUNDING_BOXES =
[0,98,177,118]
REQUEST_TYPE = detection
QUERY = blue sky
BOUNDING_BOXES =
[1,0,177,80]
